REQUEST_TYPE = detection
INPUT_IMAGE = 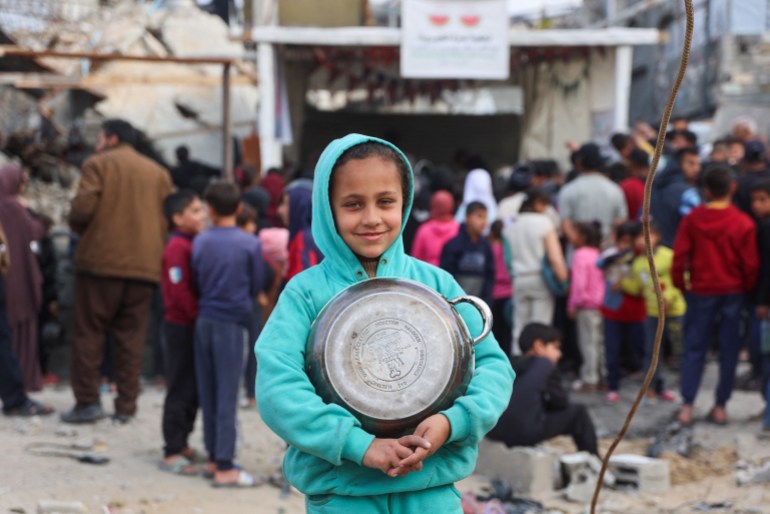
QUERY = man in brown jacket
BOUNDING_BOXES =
[62,119,174,424]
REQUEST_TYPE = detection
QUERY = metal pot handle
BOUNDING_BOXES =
[448,295,493,345]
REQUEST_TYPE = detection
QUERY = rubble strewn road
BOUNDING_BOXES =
[1,361,769,514]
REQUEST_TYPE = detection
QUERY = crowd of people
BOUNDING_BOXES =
[1,115,770,498]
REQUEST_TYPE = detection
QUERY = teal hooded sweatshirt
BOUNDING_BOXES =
[256,134,515,497]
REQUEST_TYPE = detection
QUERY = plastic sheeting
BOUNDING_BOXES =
[519,49,616,169]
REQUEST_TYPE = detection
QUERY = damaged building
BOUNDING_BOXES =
[583,0,770,139]
[0,0,260,227]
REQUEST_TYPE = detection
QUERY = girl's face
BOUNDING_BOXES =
[616,234,633,251]
[533,199,548,214]
[331,156,404,259]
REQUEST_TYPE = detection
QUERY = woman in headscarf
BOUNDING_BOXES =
[0,164,45,391]
[277,185,323,281]
[456,167,497,231]
[236,164,272,232]
[411,190,460,267]
[261,168,286,227]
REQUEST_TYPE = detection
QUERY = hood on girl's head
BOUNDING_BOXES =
[310,134,414,278]
[429,190,455,221]
[286,186,313,241]
[463,169,494,203]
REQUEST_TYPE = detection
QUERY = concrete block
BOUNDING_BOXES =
[737,460,770,486]
[609,454,670,493]
[475,440,557,495]
[565,470,597,504]
[559,452,591,476]
[560,451,615,488]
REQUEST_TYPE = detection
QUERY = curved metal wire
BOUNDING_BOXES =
[590,1,695,511]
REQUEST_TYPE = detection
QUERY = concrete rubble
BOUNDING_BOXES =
[1,0,258,221]
[559,452,615,504]
[475,440,559,496]
[608,454,670,494]
[736,458,770,486]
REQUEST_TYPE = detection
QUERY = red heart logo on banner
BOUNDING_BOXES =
[460,15,481,27]
[428,15,449,26]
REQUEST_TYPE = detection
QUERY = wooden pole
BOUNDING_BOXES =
[222,62,233,181]
[0,46,236,65]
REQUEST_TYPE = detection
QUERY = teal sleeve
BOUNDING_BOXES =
[437,278,515,446]
[256,284,375,466]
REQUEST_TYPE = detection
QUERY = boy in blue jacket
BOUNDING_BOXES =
[439,201,495,305]
[256,134,514,513]
[193,182,265,487]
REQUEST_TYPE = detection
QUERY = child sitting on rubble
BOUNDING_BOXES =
[255,134,514,513]
[487,322,598,456]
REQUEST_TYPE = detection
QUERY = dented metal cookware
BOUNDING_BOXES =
[306,278,492,437]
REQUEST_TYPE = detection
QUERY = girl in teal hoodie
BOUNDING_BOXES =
[256,134,515,514]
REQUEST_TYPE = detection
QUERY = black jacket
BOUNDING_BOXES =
[755,218,770,306]
[486,355,568,446]
[650,164,691,247]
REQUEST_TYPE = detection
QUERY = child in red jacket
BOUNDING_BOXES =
[673,166,759,426]
[160,190,205,475]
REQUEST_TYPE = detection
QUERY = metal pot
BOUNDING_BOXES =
[306,278,492,437]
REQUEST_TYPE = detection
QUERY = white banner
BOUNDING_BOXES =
[401,0,509,80]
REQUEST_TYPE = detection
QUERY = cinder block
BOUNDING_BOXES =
[560,452,592,476]
[560,451,615,488]
[564,470,597,504]
[475,440,557,495]
[609,454,670,493]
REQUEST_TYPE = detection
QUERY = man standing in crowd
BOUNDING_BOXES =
[619,149,650,221]
[651,148,702,248]
[734,140,770,217]
[559,143,627,246]
[62,119,174,424]
[171,145,220,195]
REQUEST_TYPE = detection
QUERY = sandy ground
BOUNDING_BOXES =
[1,369,770,514]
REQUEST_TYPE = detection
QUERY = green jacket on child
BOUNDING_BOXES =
[255,134,515,500]
[622,246,686,318]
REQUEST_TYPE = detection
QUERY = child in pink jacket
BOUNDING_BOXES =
[411,191,459,267]
[568,222,606,392]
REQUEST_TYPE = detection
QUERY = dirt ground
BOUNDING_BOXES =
[1,378,770,514]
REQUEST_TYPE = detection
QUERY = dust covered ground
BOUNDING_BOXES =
[1,362,770,514]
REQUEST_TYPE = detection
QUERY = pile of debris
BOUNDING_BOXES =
[1,0,258,225]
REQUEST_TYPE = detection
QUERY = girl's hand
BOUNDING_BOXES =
[362,435,431,476]
[388,414,450,476]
